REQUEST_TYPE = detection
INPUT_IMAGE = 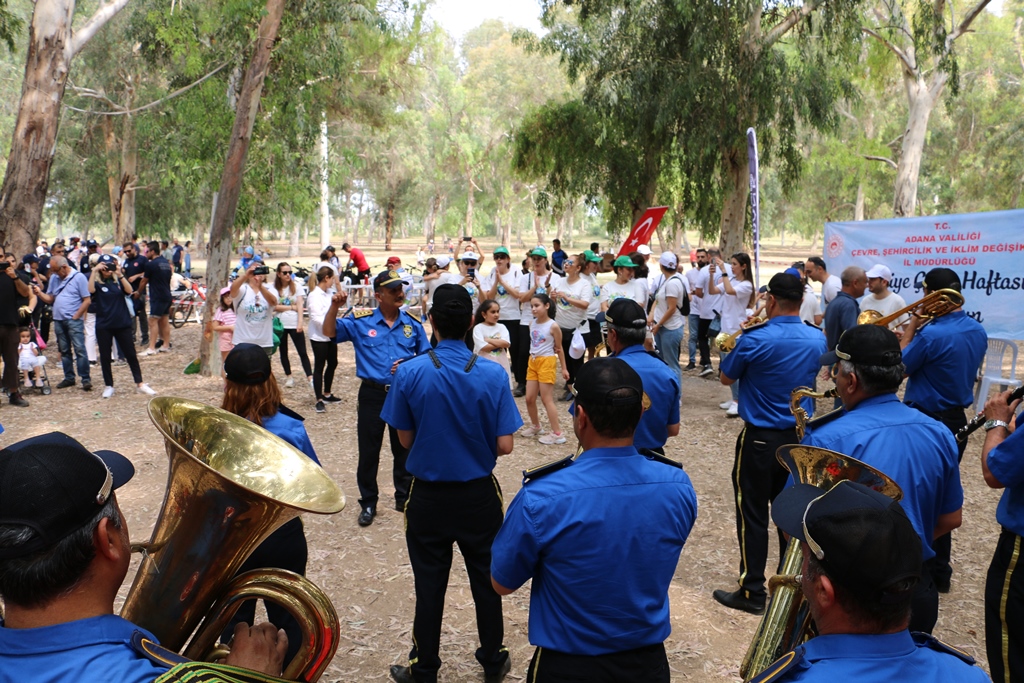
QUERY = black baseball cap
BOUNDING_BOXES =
[374,270,404,290]
[765,273,804,302]
[98,254,116,266]
[432,284,473,315]
[602,298,647,329]
[85,239,99,248]
[571,357,643,408]
[771,480,921,603]
[0,432,134,559]
[819,324,902,367]
[21,254,37,265]
[923,267,961,292]
[224,343,271,385]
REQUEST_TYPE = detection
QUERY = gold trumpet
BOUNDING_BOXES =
[740,445,902,681]
[122,397,346,682]
[715,315,765,353]
[856,288,964,328]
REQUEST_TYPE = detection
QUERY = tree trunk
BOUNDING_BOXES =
[0,0,132,255]
[500,213,511,248]
[855,182,865,221]
[655,226,668,254]
[319,111,330,249]
[515,215,523,249]
[384,198,395,251]
[533,214,544,244]
[555,214,564,241]
[426,192,442,246]
[893,73,946,217]
[116,112,136,244]
[103,116,119,231]
[718,149,750,256]
[288,220,299,257]
[566,209,574,249]
[465,176,475,237]
[200,0,285,377]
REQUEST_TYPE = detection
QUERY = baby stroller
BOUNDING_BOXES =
[24,321,51,395]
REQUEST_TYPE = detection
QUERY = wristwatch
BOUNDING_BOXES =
[984,419,1010,432]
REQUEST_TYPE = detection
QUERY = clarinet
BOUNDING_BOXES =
[956,385,1024,443]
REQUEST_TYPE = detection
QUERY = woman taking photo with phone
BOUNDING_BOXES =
[708,252,754,417]
[272,262,313,388]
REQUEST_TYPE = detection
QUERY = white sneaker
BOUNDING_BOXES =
[157,346,171,353]
[719,400,733,410]
[136,384,157,396]
[539,432,567,445]
[726,401,740,417]
[285,377,294,388]
[102,386,115,398]
[139,349,157,357]
[519,425,544,437]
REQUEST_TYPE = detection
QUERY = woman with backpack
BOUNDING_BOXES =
[648,251,687,387]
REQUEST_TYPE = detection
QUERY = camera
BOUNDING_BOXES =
[467,267,476,279]
[253,265,270,276]
[463,235,472,242]
[0,261,9,271]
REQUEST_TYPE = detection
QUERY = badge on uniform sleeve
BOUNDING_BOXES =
[403,324,412,338]
[368,329,377,337]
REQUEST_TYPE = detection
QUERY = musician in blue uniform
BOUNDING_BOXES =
[0,432,286,681]
[324,270,431,526]
[802,324,963,633]
[381,284,521,683]
[599,297,680,454]
[750,480,990,683]
[491,358,697,683]
[900,267,987,593]
[979,388,1024,683]
[713,273,827,615]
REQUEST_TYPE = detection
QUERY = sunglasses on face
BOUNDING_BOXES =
[464,260,477,266]
[565,260,575,266]
[279,270,292,275]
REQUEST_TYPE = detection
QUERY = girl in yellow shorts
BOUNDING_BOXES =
[522,294,570,445]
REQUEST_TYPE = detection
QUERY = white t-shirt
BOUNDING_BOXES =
[520,270,555,327]
[306,286,334,342]
[684,268,703,317]
[473,322,511,357]
[800,285,822,326]
[860,290,908,326]
[552,275,592,330]
[425,270,453,312]
[232,284,275,347]
[274,283,305,329]
[652,274,686,331]
[600,279,646,307]
[720,278,754,334]
[821,274,842,306]
[481,268,522,321]
[583,272,602,321]
[697,265,721,320]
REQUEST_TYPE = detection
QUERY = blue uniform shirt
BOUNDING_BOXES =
[490,447,698,655]
[986,419,1024,537]
[903,311,987,410]
[0,615,170,683]
[262,408,321,466]
[381,340,522,481]
[334,309,430,385]
[720,316,827,429]
[802,394,963,561]
[615,345,680,449]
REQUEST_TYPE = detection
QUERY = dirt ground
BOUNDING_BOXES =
[0,238,1004,681]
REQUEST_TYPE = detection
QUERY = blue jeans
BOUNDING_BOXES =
[54,318,90,383]
[687,313,700,365]
[655,324,684,388]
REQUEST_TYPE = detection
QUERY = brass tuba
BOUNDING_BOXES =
[739,445,902,681]
[856,287,964,327]
[121,397,346,682]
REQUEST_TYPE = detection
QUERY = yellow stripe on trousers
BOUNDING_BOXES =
[999,534,1021,683]
[735,427,749,595]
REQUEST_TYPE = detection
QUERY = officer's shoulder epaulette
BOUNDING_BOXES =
[522,455,574,484]
[743,319,769,333]
[130,631,189,669]
[352,308,374,318]
[405,309,422,323]
[748,648,804,683]
[911,631,977,665]
[643,452,683,469]
[806,407,843,431]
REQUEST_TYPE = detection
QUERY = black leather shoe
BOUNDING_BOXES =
[484,656,512,683]
[395,501,407,513]
[389,665,415,683]
[513,384,526,398]
[82,381,92,392]
[935,576,951,594]
[56,379,76,389]
[712,588,765,615]
[358,506,376,527]
[9,393,29,407]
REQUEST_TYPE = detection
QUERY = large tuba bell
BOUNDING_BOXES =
[739,445,902,681]
[122,397,345,682]
[856,287,964,327]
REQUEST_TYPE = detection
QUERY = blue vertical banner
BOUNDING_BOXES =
[746,127,760,289]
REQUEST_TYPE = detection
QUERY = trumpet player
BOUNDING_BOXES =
[901,267,987,593]
[0,433,288,680]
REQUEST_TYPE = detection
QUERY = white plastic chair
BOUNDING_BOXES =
[975,338,1023,411]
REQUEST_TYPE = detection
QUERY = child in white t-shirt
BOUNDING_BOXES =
[472,300,512,387]
[17,327,46,388]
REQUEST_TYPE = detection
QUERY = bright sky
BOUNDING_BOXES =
[426,0,544,39]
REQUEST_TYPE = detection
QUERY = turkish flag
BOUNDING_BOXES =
[617,206,668,256]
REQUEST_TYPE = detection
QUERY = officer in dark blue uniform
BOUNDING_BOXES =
[324,270,430,526]
[802,324,962,633]
[599,297,680,454]
[750,480,990,683]
[979,388,1024,683]
[900,267,987,592]
[381,284,521,683]
[713,273,827,615]
[491,358,697,683]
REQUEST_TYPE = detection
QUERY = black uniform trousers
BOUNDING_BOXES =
[404,475,508,683]
[732,423,794,600]
[526,643,669,683]
[499,319,523,386]
[986,528,1024,683]
[356,381,412,511]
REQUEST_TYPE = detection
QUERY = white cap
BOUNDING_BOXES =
[436,256,451,268]
[659,251,677,269]
[636,244,652,256]
[865,264,893,282]
[461,251,480,261]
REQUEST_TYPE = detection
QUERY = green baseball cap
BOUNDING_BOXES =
[613,255,636,268]
[493,246,510,257]
[530,246,548,258]
[584,250,603,263]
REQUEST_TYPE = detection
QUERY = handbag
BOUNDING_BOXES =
[271,316,284,355]
[569,326,587,360]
